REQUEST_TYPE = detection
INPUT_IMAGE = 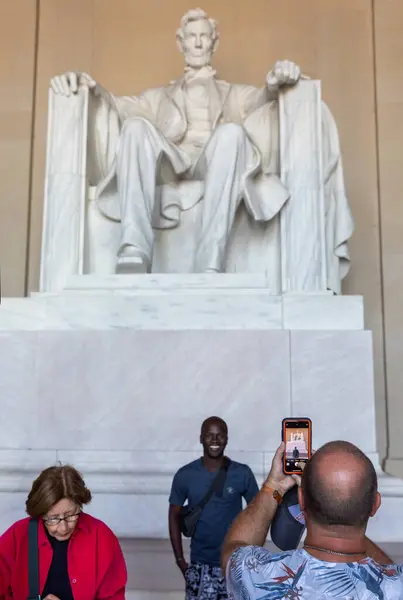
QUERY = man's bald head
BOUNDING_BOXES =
[301,441,378,528]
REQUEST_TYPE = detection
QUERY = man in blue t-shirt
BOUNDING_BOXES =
[168,416,259,599]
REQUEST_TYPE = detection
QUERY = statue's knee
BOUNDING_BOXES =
[215,122,245,143]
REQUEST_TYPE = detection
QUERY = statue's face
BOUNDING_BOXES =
[179,18,215,68]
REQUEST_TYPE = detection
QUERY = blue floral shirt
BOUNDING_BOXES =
[227,546,403,599]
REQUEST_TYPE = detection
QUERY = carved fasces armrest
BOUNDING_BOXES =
[40,86,90,292]
[278,79,327,292]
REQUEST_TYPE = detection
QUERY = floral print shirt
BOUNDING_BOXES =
[227,546,403,599]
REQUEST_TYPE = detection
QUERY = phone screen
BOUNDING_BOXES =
[282,418,311,475]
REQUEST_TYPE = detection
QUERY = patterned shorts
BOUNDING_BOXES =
[185,562,229,600]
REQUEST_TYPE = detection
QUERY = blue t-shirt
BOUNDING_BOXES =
[227,545,403,599]
[169,458,259,566]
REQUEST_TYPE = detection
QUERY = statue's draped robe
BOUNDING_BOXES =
[87,74,354,293]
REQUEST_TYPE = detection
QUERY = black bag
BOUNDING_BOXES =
[270,486,306,551]
[27,518,41,600]
[179,458,230,538]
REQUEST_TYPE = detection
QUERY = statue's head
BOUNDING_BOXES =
[176,8,219,69]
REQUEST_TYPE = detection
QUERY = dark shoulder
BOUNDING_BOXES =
[174,458,202,478]
[227,460,253,475]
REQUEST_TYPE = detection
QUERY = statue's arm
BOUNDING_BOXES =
[111,91,157,125]
[50,71,156,123]
[236,84,271,120]
[237,60,301,120]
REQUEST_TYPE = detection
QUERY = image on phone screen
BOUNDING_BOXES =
[283,419,311,473]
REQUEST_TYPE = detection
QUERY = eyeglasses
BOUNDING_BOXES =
[43,511,81,526]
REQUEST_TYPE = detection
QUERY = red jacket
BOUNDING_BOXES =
[0,512,127,600]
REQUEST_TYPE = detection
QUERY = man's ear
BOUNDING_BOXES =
[298,486,305,511]
[369,491,381,517]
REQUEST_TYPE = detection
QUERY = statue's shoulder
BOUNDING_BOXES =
[218,80,261,100]
[230,81,260,92]
[140,85,167,100]
[215,77,231,89]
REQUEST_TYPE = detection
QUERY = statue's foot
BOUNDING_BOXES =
[116,246,150,274]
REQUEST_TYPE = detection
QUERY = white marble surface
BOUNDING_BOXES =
[0,327,374,452]
[290,330,376,453]
[65,273,272,290]
[0,330,290,451]
[0,292,364,330]
[0,293,283,330]
[283,293,364,330]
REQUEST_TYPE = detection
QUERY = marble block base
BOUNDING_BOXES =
[0,327,401,542]
[0,276,364,330]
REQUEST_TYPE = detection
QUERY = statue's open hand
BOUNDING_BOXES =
[267,60,301,89]
[50,72,96,96]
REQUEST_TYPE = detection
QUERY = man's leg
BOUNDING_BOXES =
[116,117,188,273]
[193,123,256,272]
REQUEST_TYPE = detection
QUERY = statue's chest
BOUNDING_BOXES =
[184,87,211,131]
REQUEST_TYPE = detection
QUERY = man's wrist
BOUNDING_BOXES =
[176,556,186,564]
[264,477,288,497]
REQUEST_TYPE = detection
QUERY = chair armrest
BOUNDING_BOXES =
[40,86,89,292]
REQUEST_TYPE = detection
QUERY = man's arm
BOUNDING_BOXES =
[222,444,298,573]
[168,504,188,577]
[168,469,189,578]
[222,485,280,572]
[365,537,393,564]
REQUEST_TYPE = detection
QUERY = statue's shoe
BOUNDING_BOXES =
[116,247,150,274]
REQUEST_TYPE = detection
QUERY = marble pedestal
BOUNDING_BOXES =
[0,275,401,595]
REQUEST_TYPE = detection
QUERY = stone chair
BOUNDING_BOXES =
[40,80,332,294]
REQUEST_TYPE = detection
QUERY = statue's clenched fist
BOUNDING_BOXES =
[267,60,301,89]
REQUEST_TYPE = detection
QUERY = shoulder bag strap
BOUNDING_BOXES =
[198,457,231,510]
[27,518,40,600]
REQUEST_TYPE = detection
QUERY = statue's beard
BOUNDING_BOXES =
[184,52,212,69]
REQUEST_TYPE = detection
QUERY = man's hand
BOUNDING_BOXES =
[264,442,304,496]
[50,72,97,96]
[267,60,301,89]
[176,557,189,579]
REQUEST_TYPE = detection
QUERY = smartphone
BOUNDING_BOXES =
[281,417,312,475]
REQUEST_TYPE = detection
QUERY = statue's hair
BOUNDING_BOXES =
[176,8,219,42]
